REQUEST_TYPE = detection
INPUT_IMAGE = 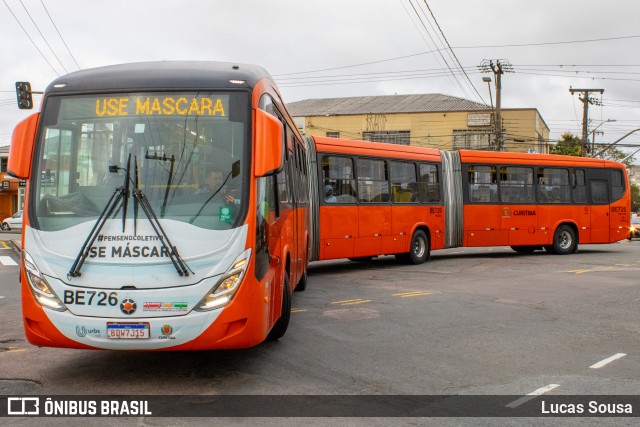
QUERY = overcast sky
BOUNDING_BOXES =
[2,0,640,160]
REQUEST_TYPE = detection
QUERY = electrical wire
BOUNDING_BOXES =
[2,0,60,75]
[18,0,68,73]
[39,0,81,70]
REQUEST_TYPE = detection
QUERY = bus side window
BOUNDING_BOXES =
[591,180,609,204]
[611,169,625,201]
[321,155,357,204]
[468,165,497,203]
[418,163,440,203]
[571,169,587,203]
[357,158,389,203]
[390,161,418,203]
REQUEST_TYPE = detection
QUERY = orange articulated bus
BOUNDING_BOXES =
[9,61,309,350]
[306,137,631,263]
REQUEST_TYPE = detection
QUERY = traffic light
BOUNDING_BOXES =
[15,81,33,109]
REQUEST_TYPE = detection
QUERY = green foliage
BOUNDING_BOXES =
[632,184,640,212]
[550,132,636,167]
[549,133,582,156]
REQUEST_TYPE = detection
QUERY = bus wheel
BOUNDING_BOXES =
[267,273,291,341]
[295,244,309,292]
[398,230,429,264]
[551,225,577,255]
[295,269,307,292]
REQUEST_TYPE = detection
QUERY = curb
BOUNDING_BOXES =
[7,240,21,257]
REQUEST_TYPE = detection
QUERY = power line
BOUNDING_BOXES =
[408,0,473,101]
[421,0,486,105]
[18,0,68,73]
[39,0,81,70]
[2,0,59,75]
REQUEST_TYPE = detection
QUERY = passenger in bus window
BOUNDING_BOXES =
[324,185,337,203]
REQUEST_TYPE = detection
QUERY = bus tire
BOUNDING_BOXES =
[550,225,577,255]
[295,243,309,292]
[295,269,307,292]
[399,229,429,265]
[267,273,291,341]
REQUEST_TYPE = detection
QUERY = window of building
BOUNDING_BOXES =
[357,158,389,203]
[1,158,7,173]
[362,130,410,145]
[453,130,493,150]
[326,131,340,138]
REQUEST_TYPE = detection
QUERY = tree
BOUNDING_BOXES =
[632,184,640,213]
[549,133,582,156]
[594,146,635,169]
[549,132,636,168]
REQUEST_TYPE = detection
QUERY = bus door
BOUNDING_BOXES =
[355,158,391,257]
[464,165,509,247]
[589,175,610,243]
[319,154,357,260]
[499,166,537,246]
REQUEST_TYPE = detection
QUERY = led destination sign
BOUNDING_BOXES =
[58,94,229,120]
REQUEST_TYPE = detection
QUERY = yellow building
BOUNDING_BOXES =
[287,94,550,154]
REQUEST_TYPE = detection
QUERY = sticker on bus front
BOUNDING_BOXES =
[106,322,150,339]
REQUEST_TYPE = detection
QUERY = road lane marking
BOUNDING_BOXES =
[392,291,433,298]
[506,384,560,408]
[0,256,17,266]
[1,241,9,249]
[567,269,591,274]
[589,353,626,369]
[331,298,371,306]
[291,308,307,313]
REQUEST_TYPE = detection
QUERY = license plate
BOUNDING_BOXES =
[106,322,150,339]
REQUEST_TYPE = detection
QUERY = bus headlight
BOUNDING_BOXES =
[22,250,67,312]
[195,249,252,311]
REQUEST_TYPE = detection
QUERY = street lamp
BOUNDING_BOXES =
[589,119,616,155]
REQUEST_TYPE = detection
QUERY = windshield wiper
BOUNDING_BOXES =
[68,156,131,279]
[68,155,192,279]
[131,156,192,277]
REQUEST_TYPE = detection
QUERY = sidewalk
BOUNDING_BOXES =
[0,230,22,256]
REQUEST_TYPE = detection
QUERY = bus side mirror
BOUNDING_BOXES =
[8,113,39,179]
[254,109,283,177]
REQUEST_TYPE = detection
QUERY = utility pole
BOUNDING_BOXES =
[569,87,604,156]
[480,60,512,151]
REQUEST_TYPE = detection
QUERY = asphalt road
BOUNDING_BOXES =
[1,235,639,425]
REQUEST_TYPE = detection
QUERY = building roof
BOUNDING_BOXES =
[0,145,9,158]
[286,94,489,117]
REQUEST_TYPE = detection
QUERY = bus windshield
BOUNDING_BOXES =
[31,91,248,232]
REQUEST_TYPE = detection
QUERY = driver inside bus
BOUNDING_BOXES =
[197,170,225,195]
